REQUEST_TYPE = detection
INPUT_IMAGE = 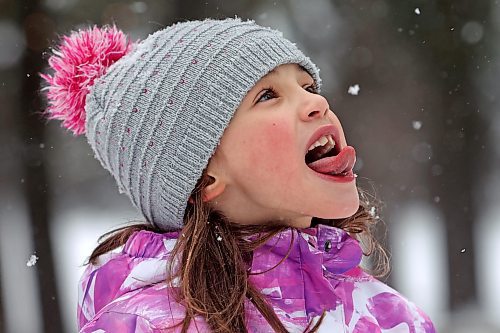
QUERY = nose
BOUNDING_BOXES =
[299,90,330,121]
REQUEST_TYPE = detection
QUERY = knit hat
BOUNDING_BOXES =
[41,17,322,231]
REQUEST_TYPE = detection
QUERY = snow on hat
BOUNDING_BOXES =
[41,17,322,231]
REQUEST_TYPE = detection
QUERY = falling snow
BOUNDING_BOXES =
[3,4,495,331]
[348,84,360,95]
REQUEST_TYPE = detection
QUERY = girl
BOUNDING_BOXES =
[41,18,435,333]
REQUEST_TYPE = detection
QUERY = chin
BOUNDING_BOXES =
[318,193,360,219]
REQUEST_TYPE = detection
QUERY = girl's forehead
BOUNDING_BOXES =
[261,63,309,79]
[253,64,314,89]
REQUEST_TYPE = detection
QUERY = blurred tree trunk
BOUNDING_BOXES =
[386,1,490,310]
[17,0,63,332]
[423,0,486,310]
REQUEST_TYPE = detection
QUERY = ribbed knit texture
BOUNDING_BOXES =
[84,18,321,230]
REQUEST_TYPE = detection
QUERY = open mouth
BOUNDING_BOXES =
[305,134,356,177]
[305,137,340,165]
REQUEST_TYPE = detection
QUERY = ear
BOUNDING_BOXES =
[188,175,226,204]
[202,175,226,202]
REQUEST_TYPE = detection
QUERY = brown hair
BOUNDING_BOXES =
[89,171,388,332]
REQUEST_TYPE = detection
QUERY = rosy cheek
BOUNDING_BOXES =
[248,122,295,173]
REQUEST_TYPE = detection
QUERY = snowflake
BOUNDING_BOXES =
[369,206,376,217]
[348,84,360,96]
[26,254,39,267]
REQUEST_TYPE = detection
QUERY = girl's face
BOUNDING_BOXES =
[205,63,359,228]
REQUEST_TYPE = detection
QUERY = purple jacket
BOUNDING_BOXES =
[78,225,435,332]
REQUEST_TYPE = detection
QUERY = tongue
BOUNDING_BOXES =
[307,146,356,175]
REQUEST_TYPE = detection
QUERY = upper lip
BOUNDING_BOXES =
[305,124,342,155]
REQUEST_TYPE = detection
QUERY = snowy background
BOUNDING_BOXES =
[1,0,499,332]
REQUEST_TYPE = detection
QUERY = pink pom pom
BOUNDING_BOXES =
[41,25,133,135]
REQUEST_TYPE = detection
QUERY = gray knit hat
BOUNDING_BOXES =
[42,17,321,231]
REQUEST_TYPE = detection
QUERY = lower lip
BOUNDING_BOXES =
[309,169,356,183]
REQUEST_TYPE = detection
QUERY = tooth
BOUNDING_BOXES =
[310,140,320,150]
[318,136,328,146]
[308,142,318,151]
[327,135,335,147]
[308,135,330,151]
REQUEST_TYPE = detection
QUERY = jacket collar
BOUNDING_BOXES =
[249,224,362,276]
[122,224,362,289]
[247,225,362,308]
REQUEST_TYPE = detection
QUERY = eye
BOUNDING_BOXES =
[305,84,318,94]
[256,87,277,103]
